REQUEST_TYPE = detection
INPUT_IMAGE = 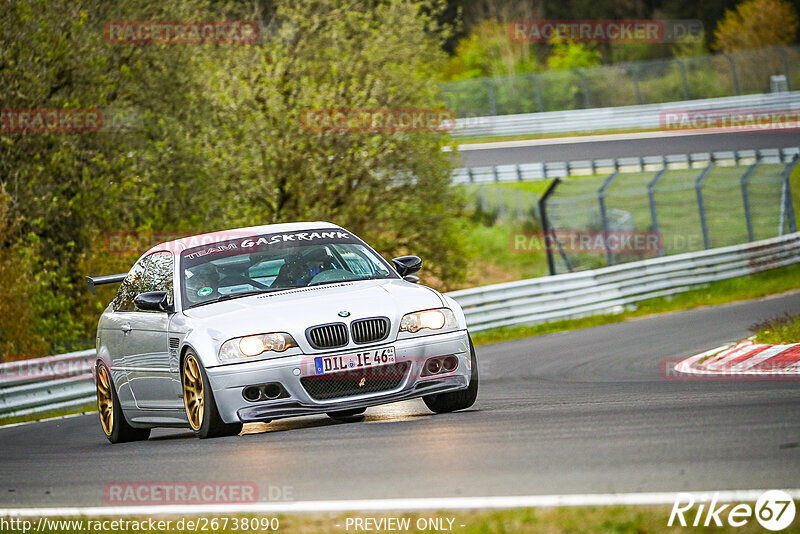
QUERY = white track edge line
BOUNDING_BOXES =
[3,490,800,517]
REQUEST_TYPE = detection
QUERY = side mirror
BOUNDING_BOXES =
[134,291,174,313]
[391,255,422,279]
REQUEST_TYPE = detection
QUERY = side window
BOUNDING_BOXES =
[138,252,174,311]
[112,256,149,312]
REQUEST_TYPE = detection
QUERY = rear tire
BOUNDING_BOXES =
[96,361,151,444]
[326,408,366,420]
[423,335,479,414]
[182,353,243,439]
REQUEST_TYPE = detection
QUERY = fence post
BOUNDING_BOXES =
[496,185,507,220]
[739,163,759,242]
[526,73,545,112]
[775,46,792,91]
[539,178,562,276]
[674,58,691,100]
[627,64,643,105]
[598,171,620,266]
[779,156,799,234]
[648,167,668,257]
[573,69,592,108]
[695,161,715,249]
[722,53,741,96]
[482,78,497,116]
[443,92,453,112]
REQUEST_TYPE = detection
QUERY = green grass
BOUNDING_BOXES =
[25,505,800,533]
[0,402,96,427]
[750,314,800,344]
[472,263,800,346]
[454,126,664,145]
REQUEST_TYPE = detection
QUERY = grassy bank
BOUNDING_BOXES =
[751,314,800,344]
[0,402,96,427]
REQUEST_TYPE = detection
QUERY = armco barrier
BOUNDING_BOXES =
[451,91,800,138]
[1,232,799,418]
[448,232,800,331]
[0,349,96,418]
[452,147,800,183]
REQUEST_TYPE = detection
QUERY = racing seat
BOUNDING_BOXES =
[272,247,337,288]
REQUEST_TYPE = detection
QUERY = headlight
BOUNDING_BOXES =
[219,333,296,361]
[399,308,457,333]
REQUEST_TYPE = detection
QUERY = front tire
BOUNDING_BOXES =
[423,336,479,414]
[182,353,243,439]
[96,362,151,444]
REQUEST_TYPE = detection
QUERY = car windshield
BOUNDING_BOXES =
[180,228,397,308]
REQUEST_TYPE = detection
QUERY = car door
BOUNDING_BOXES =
[104,255,150,411]
[123,251,182,410]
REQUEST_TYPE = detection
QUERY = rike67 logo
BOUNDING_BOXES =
[669,490,796,530]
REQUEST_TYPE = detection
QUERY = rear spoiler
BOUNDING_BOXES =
[85,273,128,294]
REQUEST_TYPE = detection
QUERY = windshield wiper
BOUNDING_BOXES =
[307,277,376,287]
[215,288,288,301]
[190,288,286,307]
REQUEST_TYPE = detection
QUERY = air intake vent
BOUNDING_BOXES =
[169,337,180,349]
[351,317,390,344]
[306,323,348,350]
[301,361,410,400]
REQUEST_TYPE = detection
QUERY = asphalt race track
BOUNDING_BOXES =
[457,130,800,167]
[1,292,799,507]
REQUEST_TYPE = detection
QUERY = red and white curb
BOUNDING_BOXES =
[675,338,800,377]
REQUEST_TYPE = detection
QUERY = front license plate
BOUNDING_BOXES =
[314,347,395,375]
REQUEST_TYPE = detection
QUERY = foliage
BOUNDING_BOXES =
[714,0,799,52]
[750,314,800,343]
[546,37,602,71]
[442,19,538,80]
[0,0,467,356]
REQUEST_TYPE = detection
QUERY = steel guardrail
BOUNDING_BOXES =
[1,233,799,418]
[450,91,800,138]
[452,147,800,184]
[447,232,800,331]
[0,349,96,419]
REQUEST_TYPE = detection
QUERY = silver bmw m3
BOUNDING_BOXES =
[89,222,478,442]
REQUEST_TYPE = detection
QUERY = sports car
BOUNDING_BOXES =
[89,222,478,442]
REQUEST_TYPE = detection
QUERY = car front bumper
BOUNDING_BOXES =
[205,330,471,424]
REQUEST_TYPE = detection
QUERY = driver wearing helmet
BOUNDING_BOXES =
[272,247,337,288]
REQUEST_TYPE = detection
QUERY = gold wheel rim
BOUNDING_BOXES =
[182,354,204,431]
[96,365,114,436]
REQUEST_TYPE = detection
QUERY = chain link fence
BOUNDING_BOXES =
[442,46,800,118]
[462,149,799,275]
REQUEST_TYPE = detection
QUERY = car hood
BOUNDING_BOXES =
[182,279,444,343]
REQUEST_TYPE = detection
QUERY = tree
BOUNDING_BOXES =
[547,37,602,70]
[201,0,469,286]
[714,0,799,52]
